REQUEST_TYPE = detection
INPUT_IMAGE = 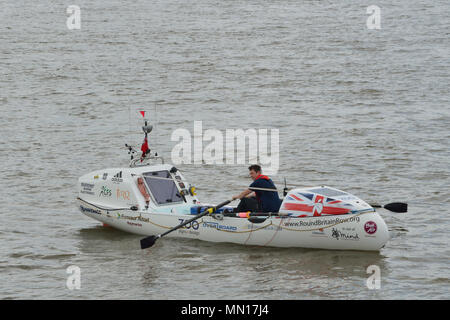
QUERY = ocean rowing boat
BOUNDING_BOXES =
[77,115,405,251]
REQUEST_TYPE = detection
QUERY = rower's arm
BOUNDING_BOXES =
[233,189,252,200]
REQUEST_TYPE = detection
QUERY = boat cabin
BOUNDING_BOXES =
[78,164,200,214]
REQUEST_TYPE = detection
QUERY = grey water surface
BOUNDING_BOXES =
[0,0,449,299]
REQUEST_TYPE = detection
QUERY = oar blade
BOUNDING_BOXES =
[140,235,158,249]
[384,202,408,213]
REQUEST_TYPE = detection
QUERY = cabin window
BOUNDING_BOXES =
[142,170,183,205]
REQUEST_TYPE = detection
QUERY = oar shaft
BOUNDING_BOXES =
[160,199,233,237]
[140,199,234,249]
[223,211,287,218]
[248,187,279,192]
[159,200,232,238]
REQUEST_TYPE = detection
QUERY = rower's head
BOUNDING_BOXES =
[137,177,144,185]
[248,164,262,181]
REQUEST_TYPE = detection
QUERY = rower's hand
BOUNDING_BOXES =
[232,195,240,200]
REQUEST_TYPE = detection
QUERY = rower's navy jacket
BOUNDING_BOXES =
[249,175,282,213]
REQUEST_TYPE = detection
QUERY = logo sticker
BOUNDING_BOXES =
[99,186,112,197]
[116,188,130,200]
[364,221,377,235]
[112,171,123,183]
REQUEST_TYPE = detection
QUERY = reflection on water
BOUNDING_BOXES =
[76,226,388,299]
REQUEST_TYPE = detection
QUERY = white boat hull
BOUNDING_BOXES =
[77,198,389,251]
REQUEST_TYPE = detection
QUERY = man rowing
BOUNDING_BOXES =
[232,164,281,213]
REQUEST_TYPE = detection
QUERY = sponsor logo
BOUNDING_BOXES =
[126,221,142,227]
[170,218,201,235]
[112,171,123,183]
[177,218,200,230]
[364,221,377,235]
[331,228,360,241]
[79,205,101,215]
[80,183,95,195]
[178,229,200,236]
[283,216,361,228]
[99,186,112,197]
[116,188,130,200]
[117,213,150,223]
[245,224,282,231]
[311,229,327,237]
[203,221,237,232]
[81,183,94,189]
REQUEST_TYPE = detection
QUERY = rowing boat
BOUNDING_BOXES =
[77,160,390,251]
[77,114,401,251]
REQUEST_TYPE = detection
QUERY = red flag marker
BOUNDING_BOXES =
[141,136,149,154]
[139,111,145,118]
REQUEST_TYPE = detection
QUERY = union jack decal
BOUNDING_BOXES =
[281,192,351,217]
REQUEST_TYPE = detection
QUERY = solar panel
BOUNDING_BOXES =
[307,187,348,198]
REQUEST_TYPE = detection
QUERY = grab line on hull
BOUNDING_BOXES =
[77,197,132,211]
[77,198,375,235]
[261,217,285,247]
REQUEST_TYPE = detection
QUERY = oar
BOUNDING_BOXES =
[248,186,279,192]
[247,202,409,223]
[370,202,408,213]
[248,202,408,222]
[140,199,234,249]
[227,211,287,223]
